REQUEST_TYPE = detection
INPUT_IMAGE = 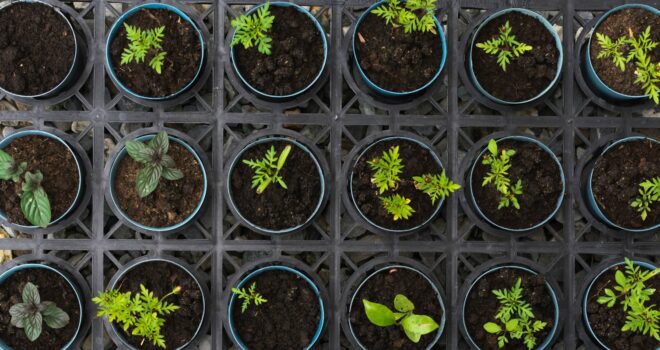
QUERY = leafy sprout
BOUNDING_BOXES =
[232,282,268,313]
[120,24,167,74]
[9,282,70,342]
[476,21,533,71]
[371,0,437,34]
[242,144,292,194]
[631,177,660,221]
[363,294,439,343]
[481,139,523,210]
[381,194,415,221]
[231,2,275,55]
[125,131,184,199]
[413,170,461,205]
[368,145,404,194]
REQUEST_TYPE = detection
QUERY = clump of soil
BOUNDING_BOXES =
[231,269,321,350]
[0,268,81,350]
[354,12,443,92]
[590,8,660,96]
[349,267,443,350]
[113,141,204,228]
[471,139,563,230]
[0,135,80,226]
[472,11,559,102]
[109,8,202,97]
[464,268,555,350]
[0,2,75,96]
[591,139,659,229]
[233,6,324,96]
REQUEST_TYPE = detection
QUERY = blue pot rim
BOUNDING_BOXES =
[0,263,84,350]
[468,135,566,232]
[0,130,83,228]
[587,136,660,232]
[582,260,657,350]
[351,0,447,96]
[349,136,445,234]
[108,133,208,232]
[585,4,660,100]
[226,136,326,235]
[227,265,325,350]
[229,2,328,99]
[468,8,564,105]
[347,264,447,350]
[462,265,560,350]
[105,3,205,101]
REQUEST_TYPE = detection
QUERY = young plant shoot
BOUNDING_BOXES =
[232,282,268,313]
[125,131,184,199]
[363,294,439,343]
[476,21,533,72]
[413,170,461,205]
[372,0,438,34]
[482,277,547,349]
[381,194,415,221]
[242,144,292,194]
[231,2,275,55]
[93,284,181,348]
[596,258,660,341]
[121,24,167,74]
[481,139,523,210]
[9,282,70,341]
[630,177,660,221]
[368,145,404,194]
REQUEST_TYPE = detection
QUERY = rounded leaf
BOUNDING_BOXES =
[362,299,398,327]
[24,313,43,341]
[22,282,40,304]
[394,294,415,313]
[136,165,162,198]
[42,303,70,329]
[401,314,439,336]
[21,187,51,228]
[149,131,170,154]
[125,141,153,164]
[483,322,502,334]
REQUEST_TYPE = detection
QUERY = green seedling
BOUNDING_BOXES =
[372,0,437,34]
[481,139,523,210]
[381,194,415,221]
[476,21,533,72]
[413,170,461,205]
[368,145,404,194]
[232,282,268,313]
[125,131,184,199]
[121,24,167,74]
[231,2,275,55]
[630,177,660,221]
[363,294,439,343]
[9,282,69,341]
[242,144,292,194]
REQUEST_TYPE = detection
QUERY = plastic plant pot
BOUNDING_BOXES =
[0,129,83,229]
[586,136,659,232]
[105,3,205,101]
[468,8,564,105]
[227,265,326,350]
[351,0,447,97]
[583,4,659,102]
[347,264,447,350]
[0,263,84,350]
[229,2,328,100]
[467,135,566,232]
[107,133,208,233]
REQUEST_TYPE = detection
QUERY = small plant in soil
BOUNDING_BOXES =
[368,145,404,194]
[232,282,268,313]
[596,258,660,341]
[9,282,70,342]
[381,194,415,221]
[372,0,438,34]
[121,24,168,74]
[481,139,523,210]
[482,278,547,349]
[413,171,462,205]
[476,21,533,72]
[125,131,184,198]
[242,144,292,194]
[363,294,439,343]
[231,2,275,55]
[630,177,660,221]
[93,284,181,348]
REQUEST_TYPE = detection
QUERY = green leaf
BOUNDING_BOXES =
[487,139,498,155]
[9,303,30,327]
[394,294,415,313]
[136,164,162,198]
[362,299,399,327]
[125,140,154,164]
[22,282,40,304]
[484,322,502,334]
[401,314,439,336]
[24,313,42,341]
[403,326,422,343]
[505,319,519,332]
[615,270,627,287]
[22,171,43,193]
[41,302,70,329]
[150,131,170,155]
[21,187,51,228]
[162,167,183,181]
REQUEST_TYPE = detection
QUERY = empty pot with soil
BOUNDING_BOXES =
[352,0,447,96]
[229,2,328,99]
[467,135,565,232]
[0,263,84,350]
[587,136,659,232]
[468,8,563,105]
[0,129,83,229]
[105,3,205,100]
[227,265,325,350]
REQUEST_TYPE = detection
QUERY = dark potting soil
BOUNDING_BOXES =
[0,268,81,350]
[0,136,80,226]
[472,12,559,102]
[465,268,555,350]
[0,3,75,96]
[471,140,563,230]
[354,12,443,92]
[116,261,203,350]
[590,8,660,96]
[349,267,443,350]
[592,139,659,229]
[109,9,202,98]
[230,140,322,230]
[231,269,321,350]
[586,264,660,350]
[233,6,324,96]
[352,139,443,231]
[114,142,204,228]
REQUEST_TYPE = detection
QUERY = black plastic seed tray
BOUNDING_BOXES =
[0,0,658,349]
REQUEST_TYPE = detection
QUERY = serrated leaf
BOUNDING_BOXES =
[149,131,169,155]
[21,187,51,228]
[125,140,153,164]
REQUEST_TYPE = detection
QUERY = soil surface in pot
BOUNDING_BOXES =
[586,263,660,350]
[114,141,204,228]
[230,140,322,231]
[349,267,443,349]
[472,11,559,102]
[116,261,203,350]
[0,268,81,350]
[0,135,80,226]
[592,139,659,229]
[0,3,75,96]
[354,12,443,93]
[352,139,443,231]
[590,8,660,96]
[465,268,555,350]
[109,8,202,98]
[233,6,324,96]
[471,139,563,230]
[231,269,321,350]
